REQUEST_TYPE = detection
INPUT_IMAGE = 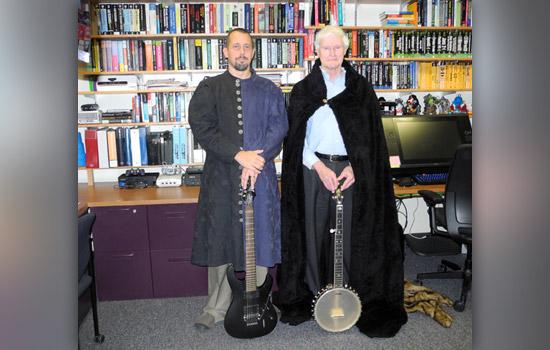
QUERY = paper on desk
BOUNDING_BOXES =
[389,156,401,168]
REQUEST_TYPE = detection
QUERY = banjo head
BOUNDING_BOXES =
[313,285,362,332]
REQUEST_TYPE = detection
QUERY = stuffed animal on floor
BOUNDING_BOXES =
[403,279,454,328]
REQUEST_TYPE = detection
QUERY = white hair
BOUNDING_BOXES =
[314,25,349,52]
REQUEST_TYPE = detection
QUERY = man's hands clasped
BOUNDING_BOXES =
[235,150,265,189]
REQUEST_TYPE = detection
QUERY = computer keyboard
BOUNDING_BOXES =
[412,172,448,185]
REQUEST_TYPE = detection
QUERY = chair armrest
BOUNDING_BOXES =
[418,190,444,207]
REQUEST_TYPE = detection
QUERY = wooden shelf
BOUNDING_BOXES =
[305,57,472,62]
[373,88,472,92]
[78,67,306,76]
[90,32,307,39]
[304,26,472,31]
[78,89,193,95]
[78,121,188,127]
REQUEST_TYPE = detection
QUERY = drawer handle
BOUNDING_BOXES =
[112,253,135,260]
[168,257,190,263]
[164,212,187,219]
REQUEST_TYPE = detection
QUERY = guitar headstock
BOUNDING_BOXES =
[332,182,343,205]
[240,179,256,205]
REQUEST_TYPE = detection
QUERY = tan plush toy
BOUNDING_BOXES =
[403,279,455,328]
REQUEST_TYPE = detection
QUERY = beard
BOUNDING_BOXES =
[233,57,250,71]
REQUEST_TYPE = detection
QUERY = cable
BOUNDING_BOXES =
[407,197,420,234]
[395,197,408,232]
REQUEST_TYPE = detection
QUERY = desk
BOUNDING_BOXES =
[78,182,443,206]
[393,183,445,196]
[78,183,201,207]
[78,201,88,216]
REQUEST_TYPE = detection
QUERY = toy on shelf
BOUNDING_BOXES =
[405,94,421,115]
[423,93,440,115]
[437,96,451,114]
[395,98,404,115]
[450,95,469,114]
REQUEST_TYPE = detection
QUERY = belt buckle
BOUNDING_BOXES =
[329,154,335,162]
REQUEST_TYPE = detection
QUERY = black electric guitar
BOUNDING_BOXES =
[224,183,278,339]
[312,184,362,332]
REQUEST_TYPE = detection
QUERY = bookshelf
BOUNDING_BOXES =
[78,0,473,184]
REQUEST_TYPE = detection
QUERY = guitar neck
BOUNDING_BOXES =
[244,204,257,292]
[334,201,344,288]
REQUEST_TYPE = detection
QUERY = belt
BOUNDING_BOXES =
[315,152,349,162]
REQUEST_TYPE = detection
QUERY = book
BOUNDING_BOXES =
[146,131,161,165]
[138,127,149,166]
[84,129,99,168]
[179,126,188,164]
[172,126,181,164]
[107,129,118,167]
[124,127,133,166]
[130,127,142,166]
[94,127,107,168]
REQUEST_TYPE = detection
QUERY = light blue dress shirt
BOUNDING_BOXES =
[302,67,348,169]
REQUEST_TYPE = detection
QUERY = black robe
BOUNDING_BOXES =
[275,59,408,338]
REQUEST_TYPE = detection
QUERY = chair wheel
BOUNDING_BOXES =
[437,264,447,272]
[95,334,105,343]
[453,301,465,312]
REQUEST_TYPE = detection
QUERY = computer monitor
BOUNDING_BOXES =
[381,114,472,178]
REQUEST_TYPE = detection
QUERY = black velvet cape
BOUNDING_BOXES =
[274,59,408,338]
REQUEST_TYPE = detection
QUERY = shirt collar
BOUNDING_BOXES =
[320,66,346,84]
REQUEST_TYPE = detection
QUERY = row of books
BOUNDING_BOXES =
[82,126,192,169]
[311,0,345,27]
[131,92,190,123]
[349,29,472,59]
[379,12,416,27]
[94,2,311,35]
[397,0,472,28]
[344,60,472,90]
[88,36,305,73]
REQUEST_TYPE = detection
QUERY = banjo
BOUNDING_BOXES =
[312,184,362,332]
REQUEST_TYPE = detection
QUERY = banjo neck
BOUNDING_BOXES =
[333,186,344,289]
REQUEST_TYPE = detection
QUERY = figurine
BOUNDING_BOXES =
[423,93,439,115]
[437,96,451,114]
[450,95,469,114]
[405,94,421,115]
[395,98,404,116]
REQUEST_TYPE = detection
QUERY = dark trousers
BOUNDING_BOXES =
[303,160,353,295]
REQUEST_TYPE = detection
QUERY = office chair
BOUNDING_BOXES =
[78,212,105,344]
[405,143,472,312]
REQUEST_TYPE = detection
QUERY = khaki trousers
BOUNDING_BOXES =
[203,263,268,323]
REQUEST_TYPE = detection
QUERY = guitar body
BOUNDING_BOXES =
[224,265,278,339]
[313,285,362,332]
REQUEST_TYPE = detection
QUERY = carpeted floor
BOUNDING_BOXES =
[79,244,472,350]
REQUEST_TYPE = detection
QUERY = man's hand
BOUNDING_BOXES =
[313,162,355,193]
[337,165,354,191]
[235,150,265,174]
[241,167,258,189]
[312,161,339,193]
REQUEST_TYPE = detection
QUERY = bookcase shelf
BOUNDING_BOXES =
[305,26,472,31]
[306,57,472,62]
[79,0,473,184]
[78,67,307,76]
[91,33,307,39]
[78,122,188,128]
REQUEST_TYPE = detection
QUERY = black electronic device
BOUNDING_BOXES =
[118,171,158,189]
[81,103,99,111]
[382,114,472,179]
[184,166,203,186]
